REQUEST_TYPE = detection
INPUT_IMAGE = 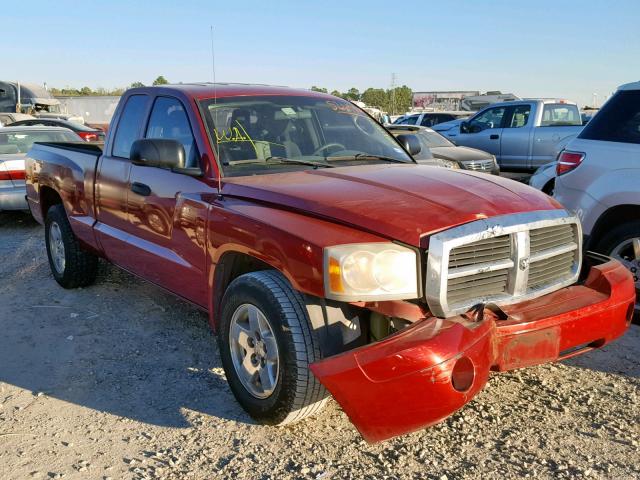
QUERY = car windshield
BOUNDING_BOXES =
[418,130,455,148]
[200,95,412,176]
[0,130,80,154]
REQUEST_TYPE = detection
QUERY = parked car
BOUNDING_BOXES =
[1,126,81,211]
[387,125,499,174]
[0,112,35,127]
[434,99,583,171]
[393,111,470,127]
[10,118,105,142]
[554,81,640,319]
[529,161,557,194]
[25,84,634,443]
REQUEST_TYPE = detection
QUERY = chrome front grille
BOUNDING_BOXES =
[425,210,582,318]
[462,159,494,172]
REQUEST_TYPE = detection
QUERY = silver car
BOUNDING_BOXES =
[554,81,640,318]
[0,126,81,211]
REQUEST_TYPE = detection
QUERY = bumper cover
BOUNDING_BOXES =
[310,255,635,443]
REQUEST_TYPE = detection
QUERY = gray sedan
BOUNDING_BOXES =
[387,124,499,174]
[0,126,81,212]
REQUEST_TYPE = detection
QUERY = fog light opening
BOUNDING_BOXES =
[626,302,634,325]
[451,356,475,393]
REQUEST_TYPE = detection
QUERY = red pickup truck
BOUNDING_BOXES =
[25,84,635,442]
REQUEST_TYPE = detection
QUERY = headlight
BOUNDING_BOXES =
[441,159,459,169]
[324,243,419,301]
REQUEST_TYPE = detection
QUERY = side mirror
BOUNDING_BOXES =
[130,139,185,169]
[396,134,421,156]
[460,121,469,134]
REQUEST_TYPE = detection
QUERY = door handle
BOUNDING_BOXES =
[490,134,500,140]
[131,182,151,196]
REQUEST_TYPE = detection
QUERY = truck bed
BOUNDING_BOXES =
[26,141,104,250]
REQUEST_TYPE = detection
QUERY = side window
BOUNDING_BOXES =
[468,107,506,132]
[420,115,435,127]
[580,91,640,144]
[146,97,199,168]
[540,104,582,126]
[506,105,531,128]
[405,115,419,125]
[112,95,148,158]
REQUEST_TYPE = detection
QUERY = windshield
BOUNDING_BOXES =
[0,130,80,154]
[200,95,412,176]
[417,130,454,148]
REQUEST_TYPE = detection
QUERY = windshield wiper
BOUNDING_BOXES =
[326,154,415,164]
[265,156,334,168]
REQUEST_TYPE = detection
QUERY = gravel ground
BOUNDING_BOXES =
[0,211,638,480]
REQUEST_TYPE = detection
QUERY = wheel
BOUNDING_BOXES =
[311,143,346,156]
[218,270,328,425]
[594,220,640,320]
[45,204,98,288]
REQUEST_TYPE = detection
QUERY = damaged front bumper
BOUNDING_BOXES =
[309,254,636,443]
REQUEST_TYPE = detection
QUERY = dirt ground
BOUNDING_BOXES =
[0,211,638,480]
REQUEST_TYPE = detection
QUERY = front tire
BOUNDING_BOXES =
[45,204,98,288]
[218,270,328,425]
[595,220,640,320]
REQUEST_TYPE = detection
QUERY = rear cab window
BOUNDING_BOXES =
[111,95,149,158]
[540,103,581,126]
[579,90,640,144]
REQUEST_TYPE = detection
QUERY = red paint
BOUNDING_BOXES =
[23,85,635,442]
[310,258,635,442]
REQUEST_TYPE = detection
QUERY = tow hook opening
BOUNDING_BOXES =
[451,356,475,392]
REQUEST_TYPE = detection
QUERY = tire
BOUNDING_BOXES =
[45,204,98,289]
[594,220,640,321]
[218,270,328,425]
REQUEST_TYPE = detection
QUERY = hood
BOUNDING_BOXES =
[430,146,493,162]
[432,119,463,132]
[223,164,562,247]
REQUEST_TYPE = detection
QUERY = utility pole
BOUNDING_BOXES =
[390,73,397,115]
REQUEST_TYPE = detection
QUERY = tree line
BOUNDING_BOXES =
[310,85,413,114]
[48,76,414,114]
[49,76,169,97]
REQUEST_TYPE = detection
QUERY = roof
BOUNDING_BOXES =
[127,83,336,101]
[618,81,640,91]
[0,125,75,133]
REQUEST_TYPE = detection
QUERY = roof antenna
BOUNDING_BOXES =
[211,25,223,199]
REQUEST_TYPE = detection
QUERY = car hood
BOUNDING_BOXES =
[430,146,493,162]
[222,164,562,247]
[432,119,464,132]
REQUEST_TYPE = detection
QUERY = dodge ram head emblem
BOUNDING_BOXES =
[519,257,530,270]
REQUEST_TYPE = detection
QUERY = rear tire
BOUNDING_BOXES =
[594,220,640,322]
[45,204,98,288]
[218,270,328,425]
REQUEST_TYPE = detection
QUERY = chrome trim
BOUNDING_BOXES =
[425,209,582,318]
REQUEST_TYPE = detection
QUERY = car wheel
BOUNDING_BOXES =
[595,221,640,321]
[45,204,98,288]
[218,270,328,425]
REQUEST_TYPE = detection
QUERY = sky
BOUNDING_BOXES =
[5,0,639,107]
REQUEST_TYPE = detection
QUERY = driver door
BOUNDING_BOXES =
[455,106,506,159]
[124,95,216,307]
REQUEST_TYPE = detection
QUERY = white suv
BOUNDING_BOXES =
[554,81,640,316]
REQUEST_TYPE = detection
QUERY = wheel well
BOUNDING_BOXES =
[588,204,640,250]
[40,186,63,218]
[212,252,272,328]
[542,179,555,195]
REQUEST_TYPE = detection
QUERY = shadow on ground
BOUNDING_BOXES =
[0,212,253,428]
